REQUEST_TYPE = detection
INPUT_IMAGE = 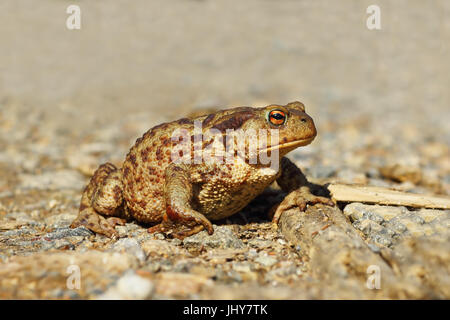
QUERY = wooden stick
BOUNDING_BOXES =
[327,183,450,209]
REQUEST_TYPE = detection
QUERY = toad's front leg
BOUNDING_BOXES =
[272,157,334,224]
[148,163,214,239]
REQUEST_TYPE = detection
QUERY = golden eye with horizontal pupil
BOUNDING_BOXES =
[268,110,286,125]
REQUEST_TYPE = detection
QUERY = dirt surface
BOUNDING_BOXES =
[0,0,449,299]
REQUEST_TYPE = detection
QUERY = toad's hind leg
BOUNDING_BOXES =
[70,163,127,238]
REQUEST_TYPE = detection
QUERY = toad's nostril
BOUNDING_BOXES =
[301,118,308,123]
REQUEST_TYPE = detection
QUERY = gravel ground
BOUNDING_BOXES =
[0,0,449,299]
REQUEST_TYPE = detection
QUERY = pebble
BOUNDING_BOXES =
[379,164,422,184]
[44,227,93,240]
[173,259,194,273]
[255,254,278,267]
[141,239,187,256]
[115,225,129,238]
[244,248,258,259]
[226,270,243,283]
[371,234,393,247]
[170,238,182,246]
[232,262,253,273]
[344,203,405,222]
[183,226,244,249]
[44,213,78,228]
[267,262,297,277]
[205,248,245,263]
[154,272,213,297]
[97,271,154,300]
[367,243,381,253]
[353,219,383,235]
[247,238,273,248]
[153,233,165,240]
[111,238,146,263]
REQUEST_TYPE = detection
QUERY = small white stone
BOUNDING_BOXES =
[97,272,154,300]
[48,199,58,209]
[112,238,146,263]
[255,255,277,267]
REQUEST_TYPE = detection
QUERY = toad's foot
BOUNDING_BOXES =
[70,208,125,239]
[148,207,213,239]
[271,186,335,225]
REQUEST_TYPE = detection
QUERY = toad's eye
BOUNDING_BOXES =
[268,110,286,125]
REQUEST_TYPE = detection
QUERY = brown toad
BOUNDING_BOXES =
[70,101,334,239]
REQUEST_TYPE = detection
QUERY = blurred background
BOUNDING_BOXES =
[0,0,449,190]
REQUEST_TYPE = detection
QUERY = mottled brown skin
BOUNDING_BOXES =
[70,101,334,239]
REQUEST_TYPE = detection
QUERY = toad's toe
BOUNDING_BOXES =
[272,186,334,225]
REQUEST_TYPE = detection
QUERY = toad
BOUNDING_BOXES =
[70,101,334,239]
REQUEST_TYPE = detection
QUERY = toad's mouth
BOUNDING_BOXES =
[262,136,316,153]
